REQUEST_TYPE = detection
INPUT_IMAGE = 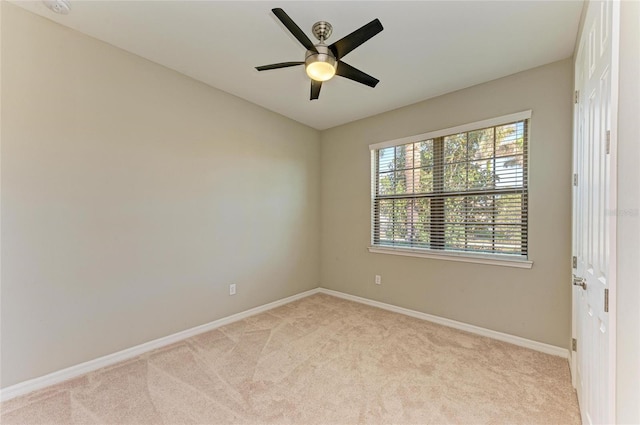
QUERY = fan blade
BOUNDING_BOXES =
[329,18,383,60]
[256,62,304,71]
[272,8,318,53]
[335,61,379,87]
[311,80,322,100]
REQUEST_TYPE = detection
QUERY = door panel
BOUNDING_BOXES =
[572,1,617,424]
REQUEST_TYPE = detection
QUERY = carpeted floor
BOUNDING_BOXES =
[1,293,581,424]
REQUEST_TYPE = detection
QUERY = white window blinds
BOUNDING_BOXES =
[371,112,530,258]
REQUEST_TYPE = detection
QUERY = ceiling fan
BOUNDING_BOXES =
[256,8,384,100]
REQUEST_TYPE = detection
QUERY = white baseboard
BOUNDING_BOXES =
[0,288,321,402]
[317,288,570,359]
[1,286,569,402]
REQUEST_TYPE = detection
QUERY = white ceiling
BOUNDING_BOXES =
[14,1,583,130]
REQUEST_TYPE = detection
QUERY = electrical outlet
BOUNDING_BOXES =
[229,283,236,296]
[375,275,381,285]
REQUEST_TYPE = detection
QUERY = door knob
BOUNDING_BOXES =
[573,275,587,290]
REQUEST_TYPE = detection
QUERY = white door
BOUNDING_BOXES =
[572,1,619,424]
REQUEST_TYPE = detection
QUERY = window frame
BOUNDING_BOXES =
[368,111,533,269]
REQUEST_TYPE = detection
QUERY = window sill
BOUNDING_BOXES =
[367,246,533,269]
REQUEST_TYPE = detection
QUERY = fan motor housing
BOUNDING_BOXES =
[305,45,336,68]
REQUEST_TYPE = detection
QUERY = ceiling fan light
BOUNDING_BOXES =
[306,61,336,81]
[305,48,337,82]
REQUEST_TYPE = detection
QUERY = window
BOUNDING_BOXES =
[370,112,530,265]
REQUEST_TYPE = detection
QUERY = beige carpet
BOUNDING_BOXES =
[1,293,581,424]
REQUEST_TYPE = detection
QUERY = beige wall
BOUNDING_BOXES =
[320,59,573,348]
[0,3,320,387]
[1,1,579,390]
